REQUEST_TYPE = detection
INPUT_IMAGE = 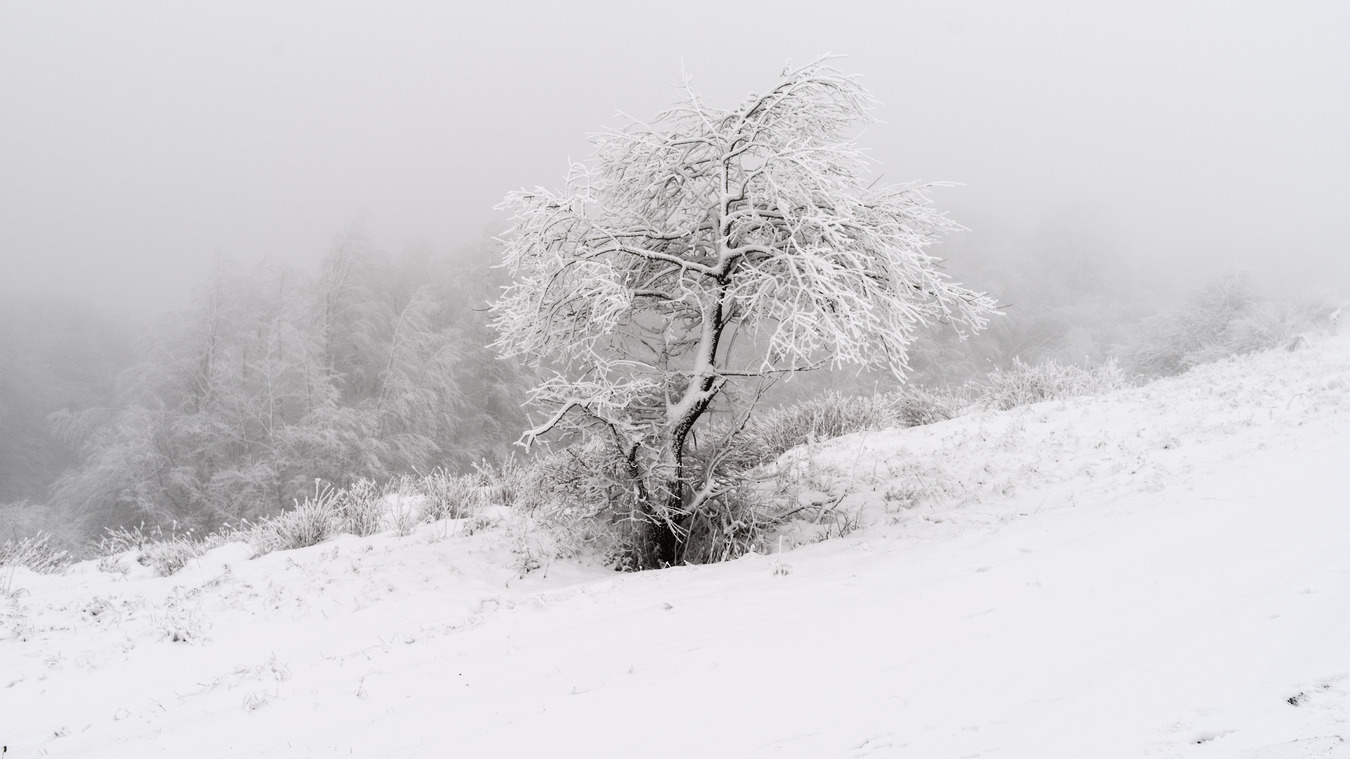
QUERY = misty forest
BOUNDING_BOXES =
[3,4,1349,757]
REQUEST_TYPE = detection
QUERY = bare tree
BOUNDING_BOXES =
[491,58,997,567]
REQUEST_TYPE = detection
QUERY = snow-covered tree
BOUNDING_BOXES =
[492,58,997,567]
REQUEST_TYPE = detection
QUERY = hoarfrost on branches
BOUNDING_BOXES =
[491,57,997,567]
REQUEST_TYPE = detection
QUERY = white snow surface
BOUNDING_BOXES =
[4,334,1350,758]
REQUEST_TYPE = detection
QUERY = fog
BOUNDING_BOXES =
[2,1,1347,317]
[3,0,1349,527]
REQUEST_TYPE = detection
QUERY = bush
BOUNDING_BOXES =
[535,384,970,569]
[254,486,337,553]
[334,479,384,537]
[1214,298,1340,357]
[101,524,197,575]
[415,469,482,522]
[675,469,775,566]
[0,532,71,574]
[734,391,897,467]
[885,385,970,428]
[531,435,784,570]
[981,357,1128,411]
[474,457,546,512]
[530,443,638,562]
[99,523,236,576]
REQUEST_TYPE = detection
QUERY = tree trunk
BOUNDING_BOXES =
[643,487,688,569]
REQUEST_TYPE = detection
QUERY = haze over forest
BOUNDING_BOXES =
[1,1,1347,540]
[3,1,1347,317]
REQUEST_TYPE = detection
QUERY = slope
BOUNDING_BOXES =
[2,333,1348,758]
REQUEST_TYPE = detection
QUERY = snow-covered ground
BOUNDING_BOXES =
[4,333,1349,758]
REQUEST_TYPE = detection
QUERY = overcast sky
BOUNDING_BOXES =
[2,0,1347,317]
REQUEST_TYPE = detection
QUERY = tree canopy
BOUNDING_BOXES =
[492,58,996,567]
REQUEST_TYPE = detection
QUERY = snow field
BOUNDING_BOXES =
[2,333,1349,757]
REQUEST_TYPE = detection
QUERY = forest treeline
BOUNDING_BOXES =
[2,227,525,538]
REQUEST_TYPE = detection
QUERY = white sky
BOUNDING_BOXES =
[2,0,1347,316]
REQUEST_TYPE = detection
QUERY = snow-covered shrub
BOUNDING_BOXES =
[981,357,1128,411]
[385,494,423,537]
[99,522,165,555]
[736,391,898,467]
[255,487,337,553]
[139,537,207,576]
[0,531,71,574]
[886,385,970,428]
[1127,278,1262,376]
[334,479,384,537]
[156,603,208,644]
[1125,277,1339,377]
[527,444,636,563]
[99,523,232,576]
[539,440,776,569]
[414,469,483,522]
[475,457,547,512]
[1213,297,1341,358]
[677,473,775,566]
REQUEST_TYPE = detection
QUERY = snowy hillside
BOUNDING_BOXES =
[4,334,1349,758]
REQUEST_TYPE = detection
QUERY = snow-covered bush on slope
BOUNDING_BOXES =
[472,458,547,513]
[0,532,70,575]
[253,486,339,553]
[411,469,482,522]
[1125,276,1340,377]
[95,487,347,576]
[334,479,385,538]
[733,391,899,467]
[724,385,971,471]
[981,357,1129,411]
[888,385,968,428]
[83,464,564,576]
[99,524,225,577]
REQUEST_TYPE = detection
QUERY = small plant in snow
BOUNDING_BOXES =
[243,690,273,711]
[156,604,208,644]
[96,553,130,576]
[1,567,22,601]
[386,495,422,537]
[771,537,791,576]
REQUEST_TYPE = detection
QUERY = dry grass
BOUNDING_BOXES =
[334,479,385,537]
[0,532,71,574]
[981,357,1128,411]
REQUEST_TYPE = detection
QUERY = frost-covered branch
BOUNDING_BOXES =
[490,56,998,567]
